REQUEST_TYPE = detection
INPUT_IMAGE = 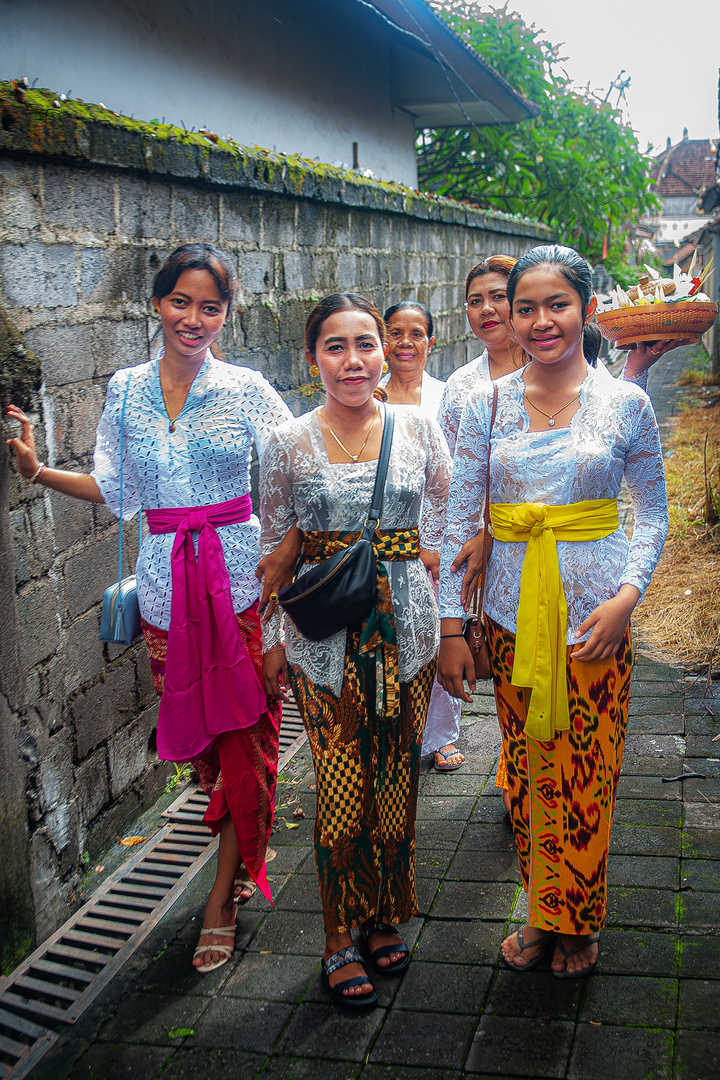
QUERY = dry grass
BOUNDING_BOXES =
[632,397,720,671]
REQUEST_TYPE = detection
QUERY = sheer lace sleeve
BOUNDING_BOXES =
[620,363,649,392]
[91,370,141,520]
[620,394,668,598]
[419,416,452,551]
[241,370,293,457]
[259,426,297,649]
[439,386,491,619]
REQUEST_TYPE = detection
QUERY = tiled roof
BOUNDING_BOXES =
[652,139,718,197]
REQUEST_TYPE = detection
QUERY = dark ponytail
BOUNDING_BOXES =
[583,323,601,367]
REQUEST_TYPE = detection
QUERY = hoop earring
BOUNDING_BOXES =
[382,360,389,374]
[154,307,160,316]
[308,363,320,378]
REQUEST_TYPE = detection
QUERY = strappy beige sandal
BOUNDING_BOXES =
[233,848,277,904]
[193,924,236,973]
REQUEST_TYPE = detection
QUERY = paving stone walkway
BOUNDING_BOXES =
[32,349,720,1080]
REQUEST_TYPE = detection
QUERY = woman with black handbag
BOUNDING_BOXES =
[260,293,451,1009]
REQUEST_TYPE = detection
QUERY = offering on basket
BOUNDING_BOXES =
[595,261,717,347]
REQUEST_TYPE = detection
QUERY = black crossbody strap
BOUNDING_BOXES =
[366,405,395,527]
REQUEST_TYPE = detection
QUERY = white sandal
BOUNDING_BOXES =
[193,924,236,973]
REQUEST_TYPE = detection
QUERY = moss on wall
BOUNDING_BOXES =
[0,81,553,241]
[0,302,42,411]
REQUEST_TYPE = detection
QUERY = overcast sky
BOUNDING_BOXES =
[504,0,719,155]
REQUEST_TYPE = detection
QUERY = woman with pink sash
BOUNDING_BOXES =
[6,244,298,973]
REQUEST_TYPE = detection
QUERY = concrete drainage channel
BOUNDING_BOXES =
[0,701,307,1079]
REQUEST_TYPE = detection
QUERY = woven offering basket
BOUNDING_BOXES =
[596,301,718,346]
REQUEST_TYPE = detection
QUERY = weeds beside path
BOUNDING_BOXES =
[632,345,720,674]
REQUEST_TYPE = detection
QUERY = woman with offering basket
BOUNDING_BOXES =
[438,245,669,977]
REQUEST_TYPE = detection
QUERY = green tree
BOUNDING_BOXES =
[419,3,658,264]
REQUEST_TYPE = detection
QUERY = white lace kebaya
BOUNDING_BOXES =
[259,407,452,696]
[436,350,490,455]
[439,364,668,642]
[91,350,292,631]
[437,350,649,457]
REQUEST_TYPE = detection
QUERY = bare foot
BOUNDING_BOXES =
[324,933,374,998]
[551,933,599,976]
[193,892,236,970]
[434,744,465,770]
[501,924,553,970]
[501,788,511,815]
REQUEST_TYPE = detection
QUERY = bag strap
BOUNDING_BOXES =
[117,372,142,585]
[474,383,499,617]
[365,404,395,529]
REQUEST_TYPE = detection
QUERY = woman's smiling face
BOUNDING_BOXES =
[154,268,228,365]
[510,266,594,367]
[310,309,386,410]
[465,271,512,349]
[386,307,434,380]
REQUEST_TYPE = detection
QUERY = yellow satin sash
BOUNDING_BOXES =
[489,499,619,741]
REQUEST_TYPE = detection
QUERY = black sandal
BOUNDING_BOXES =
[360,921,410,975]
[501,925,554,973]
[321,946,378,1010]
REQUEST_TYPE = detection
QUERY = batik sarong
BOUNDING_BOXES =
[290,634,436,934]
[486,614,632,935]
[141,603,281,901]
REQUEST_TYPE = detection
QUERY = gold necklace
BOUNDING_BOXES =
[321,406,378,462]
[159,369,183,433]
[523,389,581,427]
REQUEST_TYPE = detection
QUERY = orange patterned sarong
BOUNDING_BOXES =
[141,604,281,902]
[486,614,632,935]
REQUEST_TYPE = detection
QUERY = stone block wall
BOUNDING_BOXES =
[0,85,553,962]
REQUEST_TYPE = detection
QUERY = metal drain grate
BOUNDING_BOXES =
[0,698,307,1078]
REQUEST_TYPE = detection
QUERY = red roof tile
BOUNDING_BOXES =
[652,139,717,197]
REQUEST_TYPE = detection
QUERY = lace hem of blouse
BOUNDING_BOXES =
[259,406,452,696]
[438,364,668,641]
[91,352,292,631]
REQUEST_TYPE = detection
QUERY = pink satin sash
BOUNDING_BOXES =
[146,494,265,762]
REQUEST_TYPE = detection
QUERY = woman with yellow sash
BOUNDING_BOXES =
[438,245,669,978]
[260,293,451,1008]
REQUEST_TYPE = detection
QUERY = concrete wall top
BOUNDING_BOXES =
[0,83,554,244]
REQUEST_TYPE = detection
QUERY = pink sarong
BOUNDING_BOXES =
[146,494,265,762]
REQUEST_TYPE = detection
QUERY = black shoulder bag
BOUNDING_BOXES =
[278,406,395,641]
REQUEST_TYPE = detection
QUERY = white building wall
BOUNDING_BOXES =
[0,0,419,186]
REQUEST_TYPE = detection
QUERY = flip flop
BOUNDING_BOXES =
[501,925,554,972]
[433,747,465,772]
[552,933,600,979]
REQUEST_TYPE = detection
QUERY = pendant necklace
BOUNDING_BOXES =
[523,389,581,427]
[321,406,378,461]
[159,370,183,433]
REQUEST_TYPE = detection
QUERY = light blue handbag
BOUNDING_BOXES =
[99,373,142,645]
